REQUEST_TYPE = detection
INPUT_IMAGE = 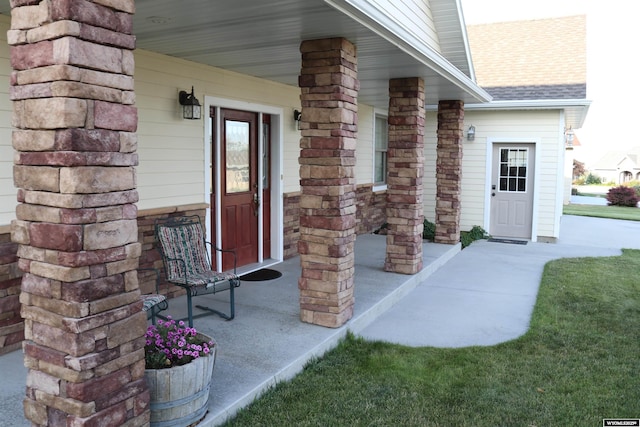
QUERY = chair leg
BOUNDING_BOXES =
[186,291,195,328]
[228,281,236,320]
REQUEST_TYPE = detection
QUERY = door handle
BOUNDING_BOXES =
[253,192,260,216]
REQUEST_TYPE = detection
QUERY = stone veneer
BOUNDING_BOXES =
[355,184,387,235]
[283,192,301,260]
[283,186,386,261]
[435,100,464,244]
[9,1,149,425]
[0,226,22,355]
[384,78,425,275]
[297,38,358,328]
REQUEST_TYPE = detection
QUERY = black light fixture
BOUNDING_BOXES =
[293,109,302,130]
[178,86,201,120]
[466,125,475,141]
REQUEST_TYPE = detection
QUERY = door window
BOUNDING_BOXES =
[225,120,250,193]
[499,148,528,193]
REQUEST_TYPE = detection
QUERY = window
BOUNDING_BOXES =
[374,114,388,185]
[498,147,528,192]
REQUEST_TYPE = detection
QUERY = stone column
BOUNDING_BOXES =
[435,100,464,244]
[9,1,148,425]
[298,38,358,328]
[385,78,425,275]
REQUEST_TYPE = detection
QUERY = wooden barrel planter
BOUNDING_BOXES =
[145,334,217,427]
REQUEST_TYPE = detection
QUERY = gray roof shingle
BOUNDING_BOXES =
[467,16,587,101]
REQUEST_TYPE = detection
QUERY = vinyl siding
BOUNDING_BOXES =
[133,49,303,209]
[423,112,438,222]
[365,0,440,52]
[357,104,374,185]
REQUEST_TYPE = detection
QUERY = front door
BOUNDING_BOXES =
[221,109,259,268]
[490,144,535,239]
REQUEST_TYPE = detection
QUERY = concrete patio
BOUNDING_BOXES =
[0,234,460,427]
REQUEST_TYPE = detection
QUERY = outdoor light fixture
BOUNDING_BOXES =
[293,109,302,130]
[466,125,476,141]
[565,127,575,146]
[178,86,201,120]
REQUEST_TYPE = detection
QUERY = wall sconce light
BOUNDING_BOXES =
[466,125,475,141]
[565,127,574,146]
[178,86,201,120]
[293,109,302,130]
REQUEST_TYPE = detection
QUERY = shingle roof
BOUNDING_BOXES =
[467,15,587,101]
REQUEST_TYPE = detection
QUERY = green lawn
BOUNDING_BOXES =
[564,204,640,221]
[224,250,640,426]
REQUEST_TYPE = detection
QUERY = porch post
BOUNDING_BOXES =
[385,78,425,274]
[9,1,149,426]
[298,38,358,328]
[435,100,464,244]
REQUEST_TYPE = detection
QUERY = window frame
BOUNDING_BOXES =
[373,111,388,189]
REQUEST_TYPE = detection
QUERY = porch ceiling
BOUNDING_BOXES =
[0,0,491,110]
[130,0,491,109]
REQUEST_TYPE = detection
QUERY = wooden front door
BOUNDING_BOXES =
[490,144,535,239]
[221,109,259,268]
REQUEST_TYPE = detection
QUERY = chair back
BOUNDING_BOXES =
[156,217,211,283]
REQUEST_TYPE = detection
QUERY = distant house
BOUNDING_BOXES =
[591,147,640,183]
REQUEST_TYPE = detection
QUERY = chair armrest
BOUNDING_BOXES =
[205,242,237,273]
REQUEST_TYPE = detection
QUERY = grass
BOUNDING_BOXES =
[224,250,640,427]
[563,204,640,221]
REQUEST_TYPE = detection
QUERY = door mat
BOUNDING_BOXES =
[239,268,283,281]
[488,238,528,245]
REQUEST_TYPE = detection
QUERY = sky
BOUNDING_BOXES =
[460,0,640,166]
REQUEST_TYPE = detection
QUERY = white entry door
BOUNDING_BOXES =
[490,144,535,239]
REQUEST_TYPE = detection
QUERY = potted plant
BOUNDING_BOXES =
[144,317,216,426]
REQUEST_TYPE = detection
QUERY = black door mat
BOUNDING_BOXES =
[239,268,283,281]
[488,238,528,245]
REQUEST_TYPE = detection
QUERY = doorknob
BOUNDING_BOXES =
[253,192,260,216]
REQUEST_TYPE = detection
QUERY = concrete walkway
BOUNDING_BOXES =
[1,214,639,426]
[359,214,639,346]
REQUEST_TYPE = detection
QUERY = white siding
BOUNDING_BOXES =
[424,109,565,240]
[133,49,303,209]
[423,112,438,222]
[364,0,440,52]
[357,104,374,185]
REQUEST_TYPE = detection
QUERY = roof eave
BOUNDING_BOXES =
[457,99,592,129]
[325,0,492,103]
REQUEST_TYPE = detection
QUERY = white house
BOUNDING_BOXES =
[592,147,640,184]
[0,2,589,424]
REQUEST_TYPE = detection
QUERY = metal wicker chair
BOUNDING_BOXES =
[155,215,240,327]
[139,268,168,325]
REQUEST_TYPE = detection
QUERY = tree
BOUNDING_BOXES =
[573,159,586,180]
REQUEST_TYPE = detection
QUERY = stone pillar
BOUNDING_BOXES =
[384,78,425,275]
[435,100,464,244]
[9,1,148,426]
[298,38,358,328]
